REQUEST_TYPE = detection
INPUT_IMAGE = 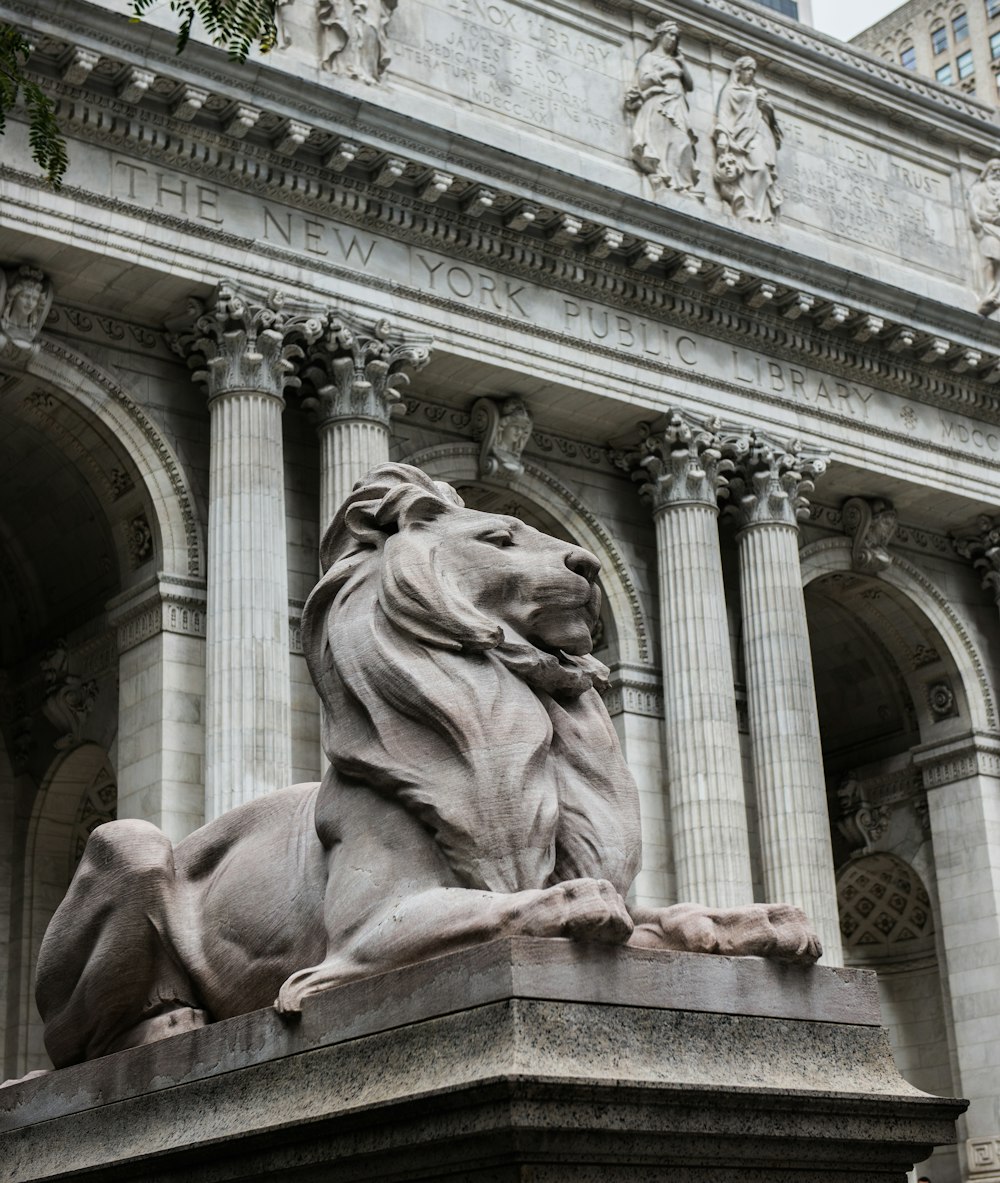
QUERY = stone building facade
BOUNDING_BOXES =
[852,0,1000,108]
[0,0,999,1179]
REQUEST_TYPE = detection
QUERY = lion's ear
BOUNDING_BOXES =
[343,500,386,548]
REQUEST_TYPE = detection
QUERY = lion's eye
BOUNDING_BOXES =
[481,531,514,547]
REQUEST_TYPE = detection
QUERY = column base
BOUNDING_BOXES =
[0,939,965,1181]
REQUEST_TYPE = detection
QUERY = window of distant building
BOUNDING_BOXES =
[953,11,970,39]
[931,24,948,53]
[989,0,1000,16]
[900,45,917,69]
[754,0,800,16]
[992,29,1000,55]
[957,48,975,76]
[936,61,955,83]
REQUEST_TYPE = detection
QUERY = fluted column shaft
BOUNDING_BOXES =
[206,389,290,817]
[653,500,753,906]
[319,418,391,525]
[731,437,843,964]
[619,413,753,908]
[174,284,323,819]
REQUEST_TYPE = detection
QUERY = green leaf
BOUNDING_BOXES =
[0,24,67,187]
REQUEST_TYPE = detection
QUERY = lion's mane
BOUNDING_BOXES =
[301,463,641,897]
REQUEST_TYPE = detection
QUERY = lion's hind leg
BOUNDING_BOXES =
[36,819,207,1067]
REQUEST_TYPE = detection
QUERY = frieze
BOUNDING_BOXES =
[16,83,1000,416]
[45,304,166,355]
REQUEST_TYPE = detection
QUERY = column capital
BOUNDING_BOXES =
[612,411,748,513]
[953,514,1000,607]
[171,282,325,402]
[727,433,828,531]
[302,312,431,429]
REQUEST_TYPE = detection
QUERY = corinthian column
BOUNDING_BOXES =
[175,284,322,819]
[728,434,843,964]
[303,314,431,525]
[618,413,753,908]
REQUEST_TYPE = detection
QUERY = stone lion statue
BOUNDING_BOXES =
[35,464,820,1069]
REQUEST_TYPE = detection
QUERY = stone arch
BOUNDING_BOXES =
[401,442,652,666]
[25,339,204,580]
[12,743,115,1074]
[800,537,996,735]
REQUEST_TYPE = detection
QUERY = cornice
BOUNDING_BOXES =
[5,7,1000,423]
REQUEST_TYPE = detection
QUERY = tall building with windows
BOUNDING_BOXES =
[852,0,1000,108]
[751,0,814,22]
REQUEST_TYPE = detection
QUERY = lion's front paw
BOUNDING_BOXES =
[275,960,351,1015]
[515,878,633,945]
[631,901,822,965]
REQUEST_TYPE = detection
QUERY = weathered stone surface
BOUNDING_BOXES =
[0,941,964,1182]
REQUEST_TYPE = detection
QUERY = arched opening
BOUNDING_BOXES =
[803,555,963,1112]
[0,342,202,1076]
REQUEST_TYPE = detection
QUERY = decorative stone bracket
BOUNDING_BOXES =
[0,264,54,367]
[469,396,533,483]
[953,515,1000,610]
[40,641,98,751]
[842,496,897,574]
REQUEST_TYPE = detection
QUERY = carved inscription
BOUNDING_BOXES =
[101,148,1000,466]
[780,123,956,273]
[391,0,621,148]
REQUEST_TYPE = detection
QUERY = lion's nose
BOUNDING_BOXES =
[565,546,599,582]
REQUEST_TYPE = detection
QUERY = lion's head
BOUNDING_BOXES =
[301,463,641,897]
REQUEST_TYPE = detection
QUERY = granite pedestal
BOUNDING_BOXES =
[0,938,966,1181]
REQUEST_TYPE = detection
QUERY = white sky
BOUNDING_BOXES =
[810,0,906,40]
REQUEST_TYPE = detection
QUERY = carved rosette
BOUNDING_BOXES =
[172,283,324,402]
[302,313,430,428]
[470,397,533,483]
[726,434,828,530]
[953,515,1000,607]
[613,411,749,513]
[842,496,898,574]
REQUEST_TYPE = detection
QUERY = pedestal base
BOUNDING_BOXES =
[0,939,965,1181]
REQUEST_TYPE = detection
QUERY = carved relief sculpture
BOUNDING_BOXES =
[318,0,398,83]
[713,56,782,224]
[968,158,1000,317]
[625,22,701,198]
[274,0,294,49]
[470,396,533,482]
[842,496,898,575]
[40,642,98,752]
[35,465,821,1069]
[0,265,54,365]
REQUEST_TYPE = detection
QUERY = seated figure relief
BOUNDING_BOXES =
[34,464,821,1069]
